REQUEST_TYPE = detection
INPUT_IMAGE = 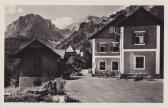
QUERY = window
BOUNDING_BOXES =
[110,42,119,53]
[99,42,107,52]
[111,61,119,71]
[134,56,145,70]
[99,61,106,71]
[134,31,146,45]
[109,26,116,33]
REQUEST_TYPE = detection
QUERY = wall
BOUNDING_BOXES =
[124,51,156,75]
[94,26,120,38]
[95,38,120,56]
[124,25,157,49]
[19,77,42,91]
[42,52,61,81]
[95,57,120,74]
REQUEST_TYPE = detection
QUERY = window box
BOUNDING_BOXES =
[134,43,145,46]
[133,31,146,45]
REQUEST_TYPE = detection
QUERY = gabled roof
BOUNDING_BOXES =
[54,49,66,59]
[75,50,80,54]
[65,45,75,53]
[15,39,64,58]
[118,7,163,26]
[88,13,127,39]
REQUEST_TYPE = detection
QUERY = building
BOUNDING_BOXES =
[15,39,65,90]
[89,7,163,77]
[64,45,77,61]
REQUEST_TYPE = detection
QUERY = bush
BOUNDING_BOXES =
[5,78,67,102]
[5,93,54,102]
[4,94,40,102]
[65,95,80,103]
[55,78,66,95]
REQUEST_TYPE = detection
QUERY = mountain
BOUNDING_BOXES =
[5,14,64,42]
[149,6,164,19]
[5,36,33,57]
[56,16,112,49]
[57,5,163,51]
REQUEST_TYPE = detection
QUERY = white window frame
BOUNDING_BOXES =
[111,42,119,53]
[134,31,146,45]
[111,60,119,71]
[99,61,106,71]
[99,42,107,53]
[134,55,145,70]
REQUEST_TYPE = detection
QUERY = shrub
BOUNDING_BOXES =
[5,78,67,102]
[65,95,80,103]
[4,94,40,102]
[56,78,66,95]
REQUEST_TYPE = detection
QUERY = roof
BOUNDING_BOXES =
[14,39,64,58]
[88,13,127,39]
[54,49,65,59]
[118,7,163,26]
[88,7,163,39]
[65,45,75,53]
[75,50,80,54]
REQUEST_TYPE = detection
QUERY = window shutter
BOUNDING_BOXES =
[132,33,136,44]
[144,32,148,45]
[105,43,108,52]
[110,43,113,51]
[97,43,100,52]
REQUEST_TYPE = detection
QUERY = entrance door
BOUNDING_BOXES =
[33,57,42,77]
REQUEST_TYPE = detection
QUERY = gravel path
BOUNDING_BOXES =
[65,76,163,103]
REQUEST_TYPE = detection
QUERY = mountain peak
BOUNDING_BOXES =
[5,14,64,42]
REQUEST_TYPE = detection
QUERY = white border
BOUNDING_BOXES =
[124,49,157,52]
[95,56,120,58]
[134,43,146,46]
[120,26,124,74]
[156,25,160,74]
[92,39,96,74]
[98,60,106,71]
[134,55,145,70]
[111,42,120,53]
[1,2,166,108]
[98,42,108,53]
[111,60,119,71]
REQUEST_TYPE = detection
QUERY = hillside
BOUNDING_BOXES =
[57,16,112,49]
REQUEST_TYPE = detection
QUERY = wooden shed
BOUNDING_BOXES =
[14,39,65,90]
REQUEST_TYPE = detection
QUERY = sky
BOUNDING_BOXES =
[5,5,127,29]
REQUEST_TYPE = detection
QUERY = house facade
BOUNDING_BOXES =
[89,7,163,77]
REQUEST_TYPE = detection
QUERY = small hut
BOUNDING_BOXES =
[14,39,65,90]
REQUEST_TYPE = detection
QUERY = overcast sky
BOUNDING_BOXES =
[5,5,127,29]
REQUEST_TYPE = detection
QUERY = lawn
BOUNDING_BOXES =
[65,76,163,103]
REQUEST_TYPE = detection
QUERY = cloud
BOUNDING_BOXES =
[18,8,25,13]
[6,5,25,14]
[53,17,74,29]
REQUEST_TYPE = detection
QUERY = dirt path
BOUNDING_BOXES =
[65,76,163,103]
